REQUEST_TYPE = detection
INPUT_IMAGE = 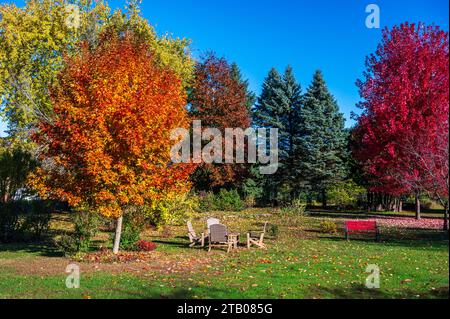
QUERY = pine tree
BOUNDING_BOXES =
[297,70,347,206]
[253,66,302,204]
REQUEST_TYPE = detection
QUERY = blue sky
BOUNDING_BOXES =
[1,0,449,135]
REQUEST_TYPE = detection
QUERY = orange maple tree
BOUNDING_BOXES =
[29,33,194,252]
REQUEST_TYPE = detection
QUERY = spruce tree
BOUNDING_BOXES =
[296,70,347,206]
[253,66,302,204]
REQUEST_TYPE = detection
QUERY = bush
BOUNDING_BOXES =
[328,180,366,209]
[281,198,306,216]
[320,221,338,234]
[144,192,198,229]
[197,191,216,211]
[21,201,52,240]
[136,240,157,252]
[267,223,279,238]
[0,200,52,243]
[56,209,100,255]
[198,189,244,212]
[0,202,21,242]
[118,206,146,251]
[216,189,244,211]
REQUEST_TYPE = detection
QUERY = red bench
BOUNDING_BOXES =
[345,221,380,241]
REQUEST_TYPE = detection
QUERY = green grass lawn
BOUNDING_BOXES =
[0,209,448,299]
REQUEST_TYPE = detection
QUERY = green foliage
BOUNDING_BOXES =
[267,223,279,238]
[0,144,37,202]
[242,167,264,207]
[198,189,244,212]
[216,189,244,211]
[296,71,347,199]
[421,197,444,210]
[117,206,146,251]
[56,209,100,255]
[253,67,303,204]
[327,180,366,208]
[144,193,198,229]
[0,200,52,243]
[319,220,338,234]
[281,198,307,216]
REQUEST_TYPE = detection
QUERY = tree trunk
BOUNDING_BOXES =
[415,192,421,220]
[307,195,312,207]
[113,216,123,254]
[393,198,398,213]
[444,203,449,231]
[322,189,327,208]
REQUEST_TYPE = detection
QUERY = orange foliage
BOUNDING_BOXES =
[29,34,195,218]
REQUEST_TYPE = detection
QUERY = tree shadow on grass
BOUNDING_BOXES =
[111,285,228,299]
[322,231,449,250]
[308,283,449,299]
[152,239,191,249]
[0,242,63,257]
[307,207,445,220]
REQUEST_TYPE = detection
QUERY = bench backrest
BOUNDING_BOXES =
[346,221,377,231]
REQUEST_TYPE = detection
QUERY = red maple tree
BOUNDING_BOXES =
[353,23,449,228]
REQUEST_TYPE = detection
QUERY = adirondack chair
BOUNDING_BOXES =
[247,222,268,249]
[205,217,220,236]
[187,221,205,247]
[208,224,234,253]
[207,217,220,229]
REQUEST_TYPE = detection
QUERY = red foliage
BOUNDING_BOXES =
[189,53,251,189]
[352,23,449,200]
[136,240,157,252]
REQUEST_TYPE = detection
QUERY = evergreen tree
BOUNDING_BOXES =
[253,66,302,204]
[296,70,347,206]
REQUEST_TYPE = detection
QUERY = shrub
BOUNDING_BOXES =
[57,209,100,255]
[197,191,217,211]
[320,220,338,234]
[0,200,52,243]
[421,197,444,210]
[136,240,157,252]
[328,180,366,209]
[281,198,306,216]
[145,192,198,229]
[0,202,21,242]
[215,189,244,211]
[267,223,279,238]
[22,201,52,239]
[198,189,244,212]
[244,195,256,208]
[118,206,146,251]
